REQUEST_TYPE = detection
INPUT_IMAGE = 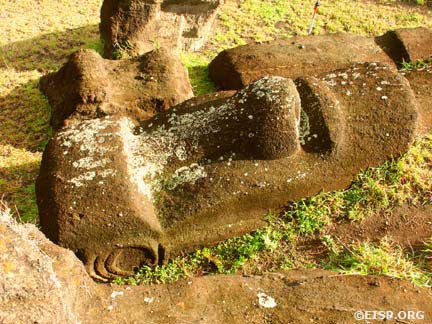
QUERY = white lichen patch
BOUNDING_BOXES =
[69,171,96,187]
[119,118,169,200]
[257,292,277,308]
[144,296,154,303]
[120,115,211,199]
[57,118,120,187]
[163,164,207,190]
[99,169,118,178]
[72,157,111,169]
[110,291,124,299]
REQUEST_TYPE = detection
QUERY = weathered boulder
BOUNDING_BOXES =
[209,32,394,90]
[376,27,432,64]
[100,0,223,59]
[37,62,418,280]
[0,203,94,324]
[39,48,194,130]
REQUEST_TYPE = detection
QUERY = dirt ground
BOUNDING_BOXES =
[332,204,432,247]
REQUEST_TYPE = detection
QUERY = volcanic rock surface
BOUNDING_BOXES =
[0,203,95,324]
[376,27,432,64]
[37,62,419,280]
[209,32,394,90]
[40,48,193,130]
[209,27,432,90]
[100,0,223,58]
[403,66,432,135]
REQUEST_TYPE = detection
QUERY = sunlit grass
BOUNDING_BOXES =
[324,237,432,287]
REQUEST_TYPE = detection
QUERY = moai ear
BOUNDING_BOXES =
[104,239,160,277]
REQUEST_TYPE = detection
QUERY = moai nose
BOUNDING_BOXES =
[150,76,303,162]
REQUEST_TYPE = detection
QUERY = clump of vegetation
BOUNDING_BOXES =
[324,237,432,287]
[181,53,216,95]
[400,58,432,70]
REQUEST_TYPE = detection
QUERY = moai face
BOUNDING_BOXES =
[37,63,418,280]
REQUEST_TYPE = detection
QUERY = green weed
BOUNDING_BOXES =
[180,53,216,95]
[400,58,432,70]
[324,237,432,287]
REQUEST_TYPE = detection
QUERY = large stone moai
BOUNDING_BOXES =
[100,0,224,58]
[37,25,432,280]
[37,62,419,280]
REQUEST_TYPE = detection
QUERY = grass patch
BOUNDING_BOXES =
[400,58,432,70]
[181,53,216,96]
[324,237,432,287]
[0,145,41,223]
[204,0,432,59]
[0,0,103,223]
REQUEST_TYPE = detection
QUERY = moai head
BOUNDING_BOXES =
[37,63,418,280]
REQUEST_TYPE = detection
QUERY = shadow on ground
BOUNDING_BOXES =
[0,25,102,223]
[0,25,101,73]
[0,159,40,223]
[0,24,102,151]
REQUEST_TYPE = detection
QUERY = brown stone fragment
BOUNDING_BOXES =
[100,0,223,58]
